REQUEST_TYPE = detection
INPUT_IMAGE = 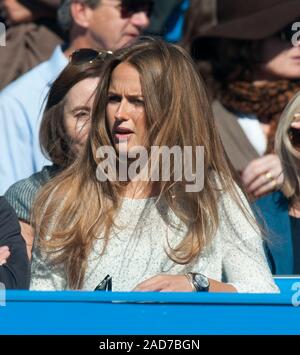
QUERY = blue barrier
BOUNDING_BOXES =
[274,276,300,293]
[0,277,299,335]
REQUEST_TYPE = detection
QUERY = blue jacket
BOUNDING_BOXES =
[254,191,293,275]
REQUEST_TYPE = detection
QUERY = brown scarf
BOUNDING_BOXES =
[220,80,300,153]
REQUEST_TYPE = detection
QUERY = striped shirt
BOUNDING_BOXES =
[4,165,59,222]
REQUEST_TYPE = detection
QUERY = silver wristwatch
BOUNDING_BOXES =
[188,272,210,292]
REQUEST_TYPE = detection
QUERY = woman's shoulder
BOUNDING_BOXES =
[6,165,58,196]
[4,165,59,222]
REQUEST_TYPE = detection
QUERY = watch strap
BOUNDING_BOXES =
[185,273,197,292]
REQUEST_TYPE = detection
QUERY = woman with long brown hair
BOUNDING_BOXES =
[5,51,110,259]
[30,37,278,293]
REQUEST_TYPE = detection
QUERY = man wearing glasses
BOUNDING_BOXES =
[59,0,152,54]
[0,0,152,194]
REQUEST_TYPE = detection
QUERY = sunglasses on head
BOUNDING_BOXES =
[288,113,300,149]
[121,0,154,18]
[277,20,300,43]
[289,127,300,149]
[69,48,113,65]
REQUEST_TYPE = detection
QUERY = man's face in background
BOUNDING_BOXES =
[87,0,152,50]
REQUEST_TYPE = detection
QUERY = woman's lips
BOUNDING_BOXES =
[125,33,139,39]
[113,127,134,141]
[114,133,132,140]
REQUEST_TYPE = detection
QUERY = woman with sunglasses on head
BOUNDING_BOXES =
[4,50,112,260]
[183,0,300,200]
[29,37,278,293]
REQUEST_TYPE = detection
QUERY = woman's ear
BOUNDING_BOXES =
[70,1,94,29]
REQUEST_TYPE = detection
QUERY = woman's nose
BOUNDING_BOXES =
[115,100,130,121]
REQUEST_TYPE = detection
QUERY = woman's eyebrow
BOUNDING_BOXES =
[70,105,90,113]
[127,94,144,99]
[108,91,144,98]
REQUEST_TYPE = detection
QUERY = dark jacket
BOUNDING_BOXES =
[0,197,30,289]
[145,0,184,37]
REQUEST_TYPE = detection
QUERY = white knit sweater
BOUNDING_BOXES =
[30,188,279,293]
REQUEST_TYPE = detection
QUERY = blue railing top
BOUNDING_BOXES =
[3,277,299,306]
[2,290,291,305]
[1,277,299,335]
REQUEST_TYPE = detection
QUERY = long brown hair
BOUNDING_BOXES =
[33,37,258,289]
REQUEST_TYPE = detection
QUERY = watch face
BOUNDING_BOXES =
[194,274,209,289]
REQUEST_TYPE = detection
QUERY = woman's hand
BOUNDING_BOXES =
[241,154,283,199]
[133,274,194,292]
[0,246,10,266]
[133,274,236,292]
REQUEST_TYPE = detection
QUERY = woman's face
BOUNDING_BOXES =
[106,62,147,154]
[64,77,99,154]
[254,36,300,80]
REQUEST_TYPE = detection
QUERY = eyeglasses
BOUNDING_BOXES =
[288,113,300,149]
[289,127,300,150]
[94,274,112,291]
[69,48,113,65]
[277,21,300,43]
[120,0,154,18]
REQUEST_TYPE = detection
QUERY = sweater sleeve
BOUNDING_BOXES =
[0,197,30,289]
[218,186,279,293]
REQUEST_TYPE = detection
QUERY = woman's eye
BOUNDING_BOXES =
[132,99,144,105]
[76,111,89,119]
[108,95,121,102]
